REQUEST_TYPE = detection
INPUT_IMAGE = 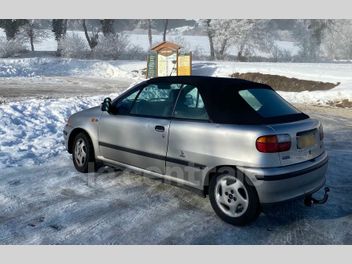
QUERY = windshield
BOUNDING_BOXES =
[239,88,301,118]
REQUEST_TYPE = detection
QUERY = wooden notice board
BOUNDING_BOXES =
[146,52,158,78]
[157,53,177,76]
[177,53,192,76]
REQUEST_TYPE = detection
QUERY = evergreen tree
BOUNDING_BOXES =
[0,19,28,40]
[52,19,68,41]
[100,19,115,36]
[52,19,68,56]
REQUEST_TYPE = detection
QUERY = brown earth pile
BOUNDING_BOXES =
[230,72,340,92]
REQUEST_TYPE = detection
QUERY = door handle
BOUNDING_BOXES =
[155,125,165,132]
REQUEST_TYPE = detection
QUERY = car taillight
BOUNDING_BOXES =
[319,125,324,140]
[256,134,291,153]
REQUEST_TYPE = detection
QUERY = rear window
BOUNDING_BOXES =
[191,83,308,124]
[239,89,300,118]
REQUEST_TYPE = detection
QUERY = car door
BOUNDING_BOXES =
[98,82,181,175]
[166,84,212,188]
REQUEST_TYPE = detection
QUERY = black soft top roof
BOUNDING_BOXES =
[146,76,308,124]
[147,75,272,90]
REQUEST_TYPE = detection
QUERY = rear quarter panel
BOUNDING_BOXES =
[166,120,283,189]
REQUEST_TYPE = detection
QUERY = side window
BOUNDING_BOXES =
[130,83,182,118]
[112,89,140,115]
[173,85,209,121]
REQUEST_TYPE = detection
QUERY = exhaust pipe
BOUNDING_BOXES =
[304,187,330,207]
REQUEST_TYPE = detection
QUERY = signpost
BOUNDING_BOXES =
[146,51,157,78]
[146,41,192,78]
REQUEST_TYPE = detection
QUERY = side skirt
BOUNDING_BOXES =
[97,156,206,198]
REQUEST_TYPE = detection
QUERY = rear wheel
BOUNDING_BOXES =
[72,132,98,173]
[209,171,260,225]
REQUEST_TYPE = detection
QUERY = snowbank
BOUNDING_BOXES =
[0,94,118,169]
[0,57,145,81]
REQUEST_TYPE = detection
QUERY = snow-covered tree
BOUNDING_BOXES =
[20,20,49,51]
[92,33,129,59]
[0,37,27,57]
[231,20,275,61]
[321,20,352,60]
[200,19,275,61]
[294,19,334,61]
[199,19,232,60]
[59,33,89,58]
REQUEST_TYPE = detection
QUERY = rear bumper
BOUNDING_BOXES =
[238,152,328,204]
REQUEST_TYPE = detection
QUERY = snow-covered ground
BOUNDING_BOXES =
[0,58,352,244]
[0,105,351,244]
[1,58,351,106]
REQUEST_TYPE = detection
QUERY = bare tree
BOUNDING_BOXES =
[27,21,35,51]
[82,19,99,50]
[203,19,215,60]
[21,19,48,51]
[148,19,153,48]
[163,19,168,42]
[138,19,154,49]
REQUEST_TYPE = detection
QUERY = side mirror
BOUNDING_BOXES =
[101,97,112,113]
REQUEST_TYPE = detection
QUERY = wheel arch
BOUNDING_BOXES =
[67,128,94,154]
[203,165,258,196]
[203,165,238,195]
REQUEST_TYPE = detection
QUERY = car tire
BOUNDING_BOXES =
[209,170,260,226]
[72,132,98,173]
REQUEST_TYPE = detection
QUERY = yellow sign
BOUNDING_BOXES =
[177,54,192,76]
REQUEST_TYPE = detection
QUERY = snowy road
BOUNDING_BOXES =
[0,77,133,102]
[0,105,351,245]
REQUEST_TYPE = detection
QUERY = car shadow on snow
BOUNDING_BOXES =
[260,191,351,225]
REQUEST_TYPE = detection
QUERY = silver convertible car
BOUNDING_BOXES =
[64,76,329,225]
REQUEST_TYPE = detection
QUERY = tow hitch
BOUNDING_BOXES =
[304,187,330,207]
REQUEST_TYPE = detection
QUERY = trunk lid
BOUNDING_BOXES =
[268,118,324,166]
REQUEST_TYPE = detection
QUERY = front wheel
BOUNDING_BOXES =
[72,132,97,173]
[209,171,260,226]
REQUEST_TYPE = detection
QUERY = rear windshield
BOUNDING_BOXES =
[199,85,308,124]
[238,88,301,118]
